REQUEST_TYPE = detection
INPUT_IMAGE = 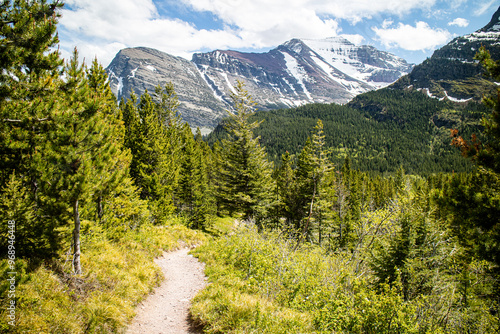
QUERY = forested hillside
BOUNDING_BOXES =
[207,88,487,174]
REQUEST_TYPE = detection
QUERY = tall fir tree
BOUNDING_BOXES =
[121,83,184,224]
[177,125,215,229]
[85,58,131,223]
[293,120,334,244]
[217,80,274,225]
[445,48,500,271]
[275,151,298,230]
[38,49,128,274]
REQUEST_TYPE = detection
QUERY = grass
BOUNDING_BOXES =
[0,222,206,333]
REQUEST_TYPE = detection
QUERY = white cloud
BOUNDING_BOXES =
[182,0,438,26]
[58,0,448,67]
[448,18,470,27]
[341,34,365,45]
[382,19,394,29]
[373,21,452,51]
[59,0,248,65]
[474,0,496,16]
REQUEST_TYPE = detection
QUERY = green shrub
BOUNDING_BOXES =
[191,224,497,333]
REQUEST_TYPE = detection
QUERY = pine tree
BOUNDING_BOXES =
[121,83,184,223]
[294,120,334,244]
[38,49,125,274]
[0,0,63,183]
[177,124,215,229]
[275,151,297,230]
[217,80,274,225]
[0,0,64,258]
[445,48,500,271]
[85,58,131,223]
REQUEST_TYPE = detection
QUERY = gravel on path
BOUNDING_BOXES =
[125,248,207,334]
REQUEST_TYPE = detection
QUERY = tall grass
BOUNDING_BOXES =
[0,223,206,333]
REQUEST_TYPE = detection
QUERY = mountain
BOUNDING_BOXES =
[392,6,500,100]
[106,37,413,130]
[205,90,485,174]
[192,37,413,108]
[106,47,227,132]
[206,7,500,173]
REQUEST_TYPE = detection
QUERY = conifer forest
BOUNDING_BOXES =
[1,1,500,333]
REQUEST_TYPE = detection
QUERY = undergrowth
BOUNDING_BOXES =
[0,223,206,333]
[190,224,497,334]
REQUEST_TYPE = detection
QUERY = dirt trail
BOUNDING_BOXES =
[125,248,207,334]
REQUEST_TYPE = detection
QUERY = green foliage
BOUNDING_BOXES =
[0,173,57,258]
[216,81,274,224]
[192,221,498,333]
[0,223,207,333]
[121,83,192,224]
[206,89,484,174]
[0,0,66,259]
[176,125,216,229]
[437,49,500,315]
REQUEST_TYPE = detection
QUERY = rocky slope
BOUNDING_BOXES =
[392,6,500,101]
[193,37,413,111]
[106,38,413,130]
[106,47,227,131]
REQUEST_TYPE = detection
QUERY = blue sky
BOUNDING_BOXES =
[57,0,499,67]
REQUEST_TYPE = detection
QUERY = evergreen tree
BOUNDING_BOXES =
[122,83,184,223]
[38,50,126,274]
[217,80,274,225]
[177,124,215,229]
[275,151,297,230]
[0,0,64,258]
[0,0,63,184]
[85,58,131,223]
[292,120,335,244]
[445,48,500,270]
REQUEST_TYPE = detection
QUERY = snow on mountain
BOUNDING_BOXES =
[191,37,413,112]
[106,38,413,130]
[106,47,227,130]
[301,37,412,89]
[391,5,500,101]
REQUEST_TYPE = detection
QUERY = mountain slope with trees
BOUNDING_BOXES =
[206,88,486,174]
[392,6,500,100]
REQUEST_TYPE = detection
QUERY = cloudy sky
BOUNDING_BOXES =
[57,0,499,67]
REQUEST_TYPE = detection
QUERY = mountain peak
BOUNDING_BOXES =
[391,5,500,101]
[479,5,500,32]
[106,38,413,130]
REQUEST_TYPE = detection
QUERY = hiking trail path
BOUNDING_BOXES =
[125,248,207,334]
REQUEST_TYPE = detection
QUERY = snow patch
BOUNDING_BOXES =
[443,90,472,103]
[221,72,236,94]
[117,77,123,96]
[145,65,156,72]
[419,88,472,103]
[282,52,313,100]
[128,67,138,79]
[194,66,225,102]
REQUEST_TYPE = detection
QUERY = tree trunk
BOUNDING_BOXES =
[295,182,316,250]
[96,195,103,222]
[73,199,82,275]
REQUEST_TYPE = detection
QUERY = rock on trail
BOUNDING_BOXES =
[125,248,207,334]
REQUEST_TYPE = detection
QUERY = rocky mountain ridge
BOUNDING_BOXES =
[106,37,413,130]
[392,6,500,100]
